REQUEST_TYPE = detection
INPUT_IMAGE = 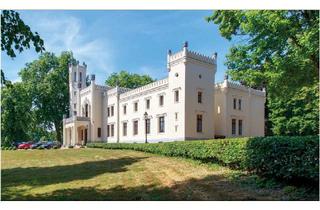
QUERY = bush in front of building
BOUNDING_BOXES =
[245,136,319,184]
[87,136,319,183]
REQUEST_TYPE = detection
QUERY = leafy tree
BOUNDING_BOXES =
[1,10,45,58]
[19,52,74,142]
[207,10,319,135]
[105,70,155,89]
[1,83,32,145]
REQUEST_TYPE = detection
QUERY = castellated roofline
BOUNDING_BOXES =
[167,42,217,67]
[215,80,266,97]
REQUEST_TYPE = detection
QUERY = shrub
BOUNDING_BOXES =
[245,136,319,183]
[87,136,319,183]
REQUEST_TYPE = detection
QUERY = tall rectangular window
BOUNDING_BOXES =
[111,124,114,137]
[175,112,178,120]
[123,122,127,136]
[134,102,138,112]
[146,99,150,109]
[97,127,101,138]
[74,72,77,82]
[233,98,237,110]
[123,105,127,115]
[159,116,165,133]
[133,120,138,135]
[232,119,236,135]
[159,95,164,106]
[238,99,242,110]
[107,125,110,137]
[174,90,179,102]
[107,107,110,117]
[197,114,203,133]
[238,120,243,136]
[111,106,114,116]
[198,92,202,103]
[79,72,82,82]
[146,119,150,134]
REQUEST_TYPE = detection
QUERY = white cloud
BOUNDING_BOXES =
[27,14,116,85]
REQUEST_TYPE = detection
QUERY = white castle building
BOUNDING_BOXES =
[63,42,266,146]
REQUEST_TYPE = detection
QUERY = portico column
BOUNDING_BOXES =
[73,125,77,146]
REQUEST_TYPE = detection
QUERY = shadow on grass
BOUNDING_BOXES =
[2,156,146,188]
[4,173,317,201]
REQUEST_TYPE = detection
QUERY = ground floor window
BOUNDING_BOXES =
[123,122,127,136]
[238,120,243,136]
[107,125,110,137]
[159,116,165,133]
[133,120,138,135]
[232,119,236,135]
[97,127,101,138]
[197,114,203,133]
[146,119,150,134]
[111,124,114,137]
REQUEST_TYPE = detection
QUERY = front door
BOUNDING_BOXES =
[84,129,88,145]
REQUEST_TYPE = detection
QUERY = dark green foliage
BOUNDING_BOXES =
[246,136,319,183]
[87,136,319,183]
[105,70,155,89]
[206,10,319,135]
[1,10,45,58]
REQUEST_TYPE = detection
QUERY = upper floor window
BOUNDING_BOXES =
[175,112,178,121]
[123,122,127,136]
[198,92,202,104]
[232,119,236,135]
[85,104,89,117]
[97,127,101,138]
[233,98,237,110]
[111,106,114,116]
[238,120,243,136]
[146,99,150,109]
[123,105,127,115]
[238,99,242,110]
[74,103,76,109]
[107,107,110,117]
[196,114,203,133]
[74,72,77,82]
[159,116,165,133]
[133,120,138,135]
[159,95,164,106]
[134,102,138,112]
[79,72,82,82]
[174,90,179,102]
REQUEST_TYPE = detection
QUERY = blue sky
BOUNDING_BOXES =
[2,10,235,85]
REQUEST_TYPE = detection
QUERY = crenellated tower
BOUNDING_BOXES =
[167,41,217,139]
[69,61,87,117]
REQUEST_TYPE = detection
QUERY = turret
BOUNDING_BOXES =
[69,61,87,117]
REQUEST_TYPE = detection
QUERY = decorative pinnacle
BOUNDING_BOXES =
[168,49,172,55]
[183,41,188,48]
[224,74,229,80]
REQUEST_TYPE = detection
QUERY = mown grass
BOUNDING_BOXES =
[1,149,318,201]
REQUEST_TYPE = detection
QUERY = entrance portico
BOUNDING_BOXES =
[63,116,90,146]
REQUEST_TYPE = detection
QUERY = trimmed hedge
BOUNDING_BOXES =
[87,136,319,183]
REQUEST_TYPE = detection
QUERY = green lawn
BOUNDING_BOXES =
[1,148,317,201]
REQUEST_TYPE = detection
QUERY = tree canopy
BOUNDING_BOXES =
[207,10,319,135]
[19,52,74,142]
[1,10,45,58]
[105,70,155,89]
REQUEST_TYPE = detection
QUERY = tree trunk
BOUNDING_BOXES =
[54,121,62,142]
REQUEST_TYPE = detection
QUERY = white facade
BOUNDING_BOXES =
[63,42,266,146]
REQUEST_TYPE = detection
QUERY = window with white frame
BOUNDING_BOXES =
[133,120,138,135]
[159,116,165,133]
[232,119,236,135]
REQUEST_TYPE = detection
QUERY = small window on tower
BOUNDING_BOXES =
[174,90,179,103]
[198,92,202,104]
[74,72,77,82]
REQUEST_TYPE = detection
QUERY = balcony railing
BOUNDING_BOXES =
[65,116,90,124]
